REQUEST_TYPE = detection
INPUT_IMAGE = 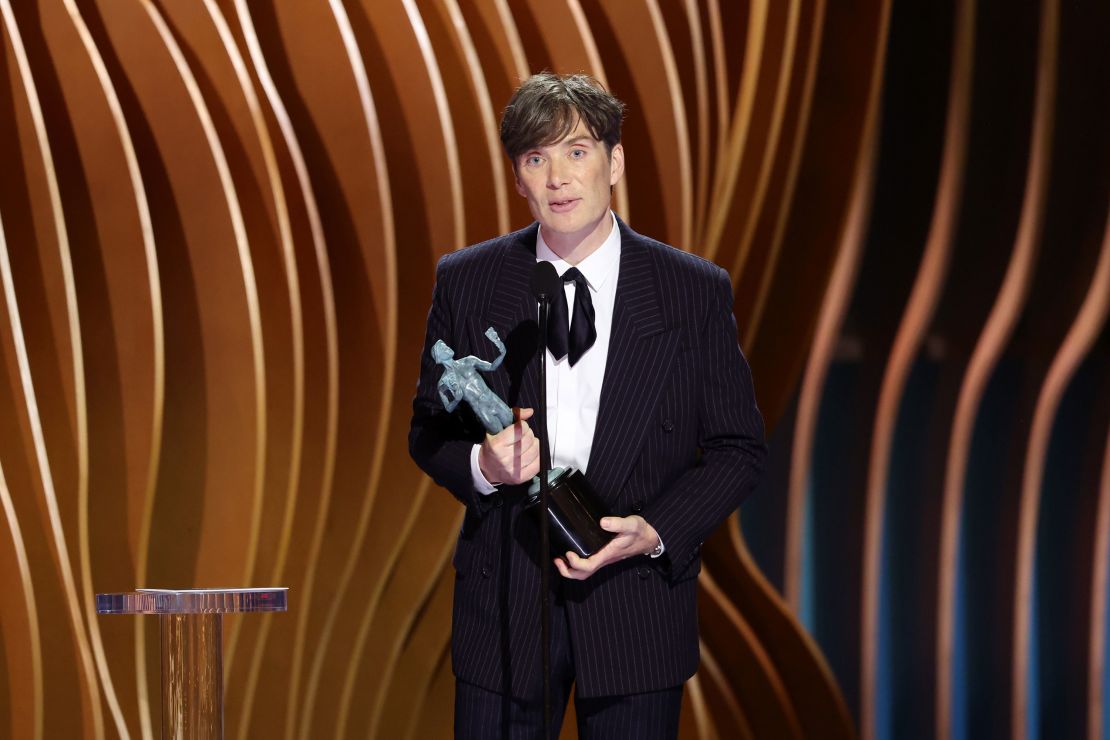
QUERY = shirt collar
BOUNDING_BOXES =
[535,212,621,293]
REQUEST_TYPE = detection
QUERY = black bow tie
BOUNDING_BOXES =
[547,267,596,366]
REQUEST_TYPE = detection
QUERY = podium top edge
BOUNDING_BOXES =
[95,588,289,614]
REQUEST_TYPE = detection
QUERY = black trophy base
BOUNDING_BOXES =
[525,468,615,559]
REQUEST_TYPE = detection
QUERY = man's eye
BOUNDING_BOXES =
[525,155,543,166]
[570,149,586,159]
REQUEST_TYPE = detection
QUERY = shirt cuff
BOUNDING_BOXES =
[470,444,498,495]
[649,536,666,558]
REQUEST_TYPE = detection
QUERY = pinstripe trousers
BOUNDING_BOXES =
[453,584,683,739]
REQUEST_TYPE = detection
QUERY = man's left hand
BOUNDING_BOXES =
[554,515,660,580]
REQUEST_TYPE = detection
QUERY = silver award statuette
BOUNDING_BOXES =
[433,327,513,434]
[433,326,614,558]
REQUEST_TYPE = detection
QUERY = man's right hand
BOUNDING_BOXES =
[478,408,540,485]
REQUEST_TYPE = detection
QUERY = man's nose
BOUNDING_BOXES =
[546,159,568,188]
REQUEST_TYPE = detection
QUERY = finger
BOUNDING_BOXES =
[522,458,540,480]
[554,558,571,578]
[565,551,594,573]
[520,445,540,469]
[599,516,639,534]
[490,425,518,447]
[514,407,534,422]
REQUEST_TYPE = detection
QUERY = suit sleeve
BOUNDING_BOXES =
[408,257,499,516]
[642,265,767,579]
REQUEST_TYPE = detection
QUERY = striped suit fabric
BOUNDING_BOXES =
[409,217,766,703]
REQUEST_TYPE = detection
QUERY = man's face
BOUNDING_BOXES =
[513,118,625,251]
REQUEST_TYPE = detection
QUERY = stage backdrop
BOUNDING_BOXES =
[0,1,1107,739]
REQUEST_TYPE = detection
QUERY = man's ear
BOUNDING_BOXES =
[514,175,527,198]
[609,143,625,186]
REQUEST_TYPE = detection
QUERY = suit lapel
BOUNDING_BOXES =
[586,224,680,504]
[483,224,542,410]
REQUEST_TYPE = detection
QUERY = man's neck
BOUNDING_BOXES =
[540,212,614,265]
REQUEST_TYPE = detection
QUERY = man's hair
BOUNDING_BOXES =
[500,72,625,165]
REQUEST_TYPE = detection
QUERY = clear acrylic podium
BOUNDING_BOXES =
[97,588,288,739]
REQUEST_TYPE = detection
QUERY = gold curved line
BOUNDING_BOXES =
[0,217,43,740]
[352,502,456,739]
[728,514,856,733]
[478,0,530,226]
[294,1,400,735]
[698,640,754,739]
[0,156,107,737]
[645,0,693,249]
[200,0,305,595]
[737,0,826,347]
[1090,424,1110,740]
[397,568,460,740]
[403,638,455,740]
[683,672,715,740]
[442,0,510,235]
[566,0,607,86]
[28,2,151,732]
[683,0,710,248]
[0,469,44,740]
[930,0,1055,737]
[782,0,840,611]
[10,0,137,733]
[135,0,269,683]
[935,1,1056,737]
[563,0,628,218]
[406,0,465,250]
[924,3,979,736]
[1013,48,1100,740]
[182,1,308,734]
[492,0,529,80]
[1018,205,1110,740]
[0,4,114,735]
[333,484,433,736]
[701,0,767,263]
[58,2,167,735]
[858,2,974,737]
[700,564,804,737]
[728,0,799,315]
[705,0,728,210]
[228,2,341,736]
[334,2,461,732]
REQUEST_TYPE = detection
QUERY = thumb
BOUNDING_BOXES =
[515,407,535,422]
[599,517,631,533]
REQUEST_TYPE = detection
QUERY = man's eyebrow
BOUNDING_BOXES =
[564,136,596,146]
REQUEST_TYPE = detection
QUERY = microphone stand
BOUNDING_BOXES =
[536,293,553,740]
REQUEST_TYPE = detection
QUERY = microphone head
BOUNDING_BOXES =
[531,260,562,299]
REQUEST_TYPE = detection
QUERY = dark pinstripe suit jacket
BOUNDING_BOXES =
[409,217,766,700]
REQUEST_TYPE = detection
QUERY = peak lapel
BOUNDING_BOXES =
[483,224,542,410]
[585,229,680,504]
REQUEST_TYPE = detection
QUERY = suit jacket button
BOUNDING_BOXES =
[631,500,643,514]
[662,419,675,432]
[637,567,650,579]
[481,566,491,578]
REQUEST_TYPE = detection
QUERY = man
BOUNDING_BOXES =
[409,73,766,739]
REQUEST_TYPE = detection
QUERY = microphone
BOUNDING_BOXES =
[531,260,561,300]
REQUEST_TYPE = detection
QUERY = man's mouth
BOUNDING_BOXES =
[549,198,579,212]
